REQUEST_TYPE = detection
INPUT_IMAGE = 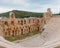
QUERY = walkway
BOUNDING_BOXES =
[0,16,60,48]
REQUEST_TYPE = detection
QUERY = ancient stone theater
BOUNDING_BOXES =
[0,8,52,37]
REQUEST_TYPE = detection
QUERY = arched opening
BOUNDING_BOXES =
[11,14,14,18]
[11,21,14,25]
[5,32,7,37]
[37,27,39,31]
[9,12,15,18]
[21,20,23,25]
[18,20,20,24]
[5,21,8,26]
[29,27,30,32]
[12,30,14,37]
[21,29,23,35]
[24,20,26,24]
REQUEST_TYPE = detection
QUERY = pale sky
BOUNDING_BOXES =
[0,0,60,13]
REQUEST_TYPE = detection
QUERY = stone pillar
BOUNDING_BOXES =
[47,8,52,17]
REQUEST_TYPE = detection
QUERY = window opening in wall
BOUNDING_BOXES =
[29,27,30,32]
[21,20,23,25]
[21,29,23,35]
[5,21,8,26]
[12,30,14,37]
[11,21,14,25]
[18,20,20,24]
[29,19,30,23]
[5,32,7,36]
[37,27,39,31]
[24,20,26,24]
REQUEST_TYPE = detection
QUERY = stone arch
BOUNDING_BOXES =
[9,12,15,19]
[28,27,30,32]
[21,29,23,35]
[24,19,26,24]
[21,20,23,25]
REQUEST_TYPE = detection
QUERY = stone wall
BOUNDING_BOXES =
[0,8,52,37]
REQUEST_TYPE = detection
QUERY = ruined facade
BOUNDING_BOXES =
[0,8,52,37]
[43,8,52,24]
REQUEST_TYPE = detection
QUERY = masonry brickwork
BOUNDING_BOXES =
[0,8,52,37]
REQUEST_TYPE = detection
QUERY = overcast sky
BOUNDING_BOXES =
[0,0,60,13]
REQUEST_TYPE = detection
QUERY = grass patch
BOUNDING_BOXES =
[5,30,40,42]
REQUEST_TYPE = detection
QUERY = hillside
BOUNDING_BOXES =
[0,10,43,18]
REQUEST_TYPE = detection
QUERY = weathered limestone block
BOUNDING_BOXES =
[43,8,52,24]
